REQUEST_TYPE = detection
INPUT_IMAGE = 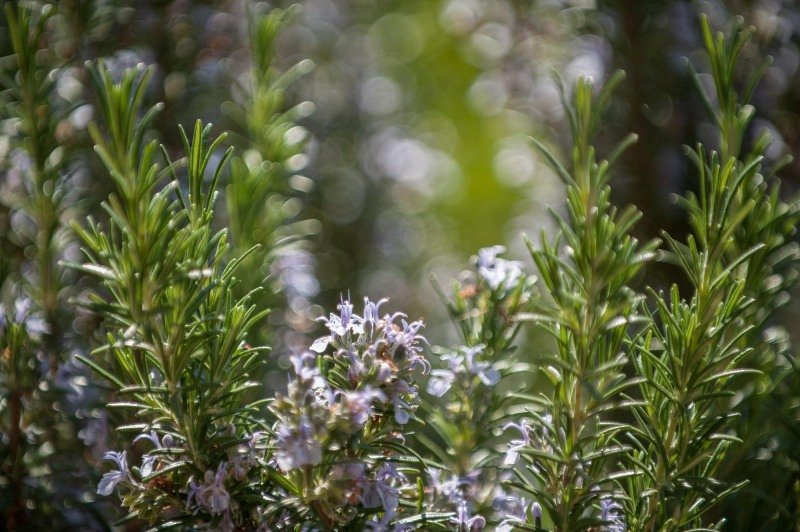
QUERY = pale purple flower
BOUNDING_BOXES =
[319,297,364,338]
[503,421,532,466]
[474,245,524,292]
[599,497,626,531]
[339,297,356,328]
[290,352,323,384]
[363,297,389,326]
[187,463,230,515]
[497,496,529,532]
[427,345,499,396]
[312,297,367,352]
[97,450,130,496]
[427,368,456,397]
[427,352,463,395]
[426,350,465,396]
[384,318,427,360]
[442,352,465,372]
[393,396,412,424]
[427,468,461,501]
[463,346,500,386]
[289,352,329,395]
[205,465,231,514]
[338,387,386,428]
[409,352,431,374]
[378,462,406,482]
[274,416,322,470]
[309,334,331,353]
[360,463,406,518]
[450,499,486,531]
[386,379,417,423]
[134,430,172,477]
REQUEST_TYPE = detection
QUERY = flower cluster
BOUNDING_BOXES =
[187,432,264,519]
[269,297,428,528]
[473,245,524,294]
[97,427,264,528]
[427,345,500,397]
[501,414,553,467]
[421,245,535,527]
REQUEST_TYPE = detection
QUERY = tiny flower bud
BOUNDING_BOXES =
[532,502,542,527]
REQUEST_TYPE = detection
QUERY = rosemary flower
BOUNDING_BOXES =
[599,497,626,532]
[450,498,486,531]
[496,496,529,532]
[134,430,173,477]
[502,421,532,466]
[187,463,231,515]
[274,416,324,471]
[97,450,131,496]
[360,462,407,519]
[474,245,523,292]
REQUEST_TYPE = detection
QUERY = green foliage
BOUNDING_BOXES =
[422,247,536,520]
[72,63,268,525]
[0,3,91,528]
[3,1,66,354]
[622,16,800,531]
[508,72,658,531]
[224,5,314,345]
[492,16,800,532]
[692,16,800,529]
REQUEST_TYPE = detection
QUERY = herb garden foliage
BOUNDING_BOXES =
[1,2,800,531]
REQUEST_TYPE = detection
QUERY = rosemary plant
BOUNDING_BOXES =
[263,296,437,529]
[504,73,659,531]
[73,62,441,530]
[224,5,316,348]
[694,17,800,529]
[622,16,800,530]
[72,64,268,527]
[1,3,91,528]
[422,247,535,528]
